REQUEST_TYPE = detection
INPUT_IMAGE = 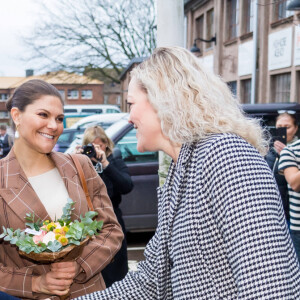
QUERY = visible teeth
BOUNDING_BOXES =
[39,132,54,139]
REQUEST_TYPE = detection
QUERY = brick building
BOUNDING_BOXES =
[0,71,105,124]
[184,0,300,104]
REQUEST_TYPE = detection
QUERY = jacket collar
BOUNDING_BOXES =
[0,149,78,224]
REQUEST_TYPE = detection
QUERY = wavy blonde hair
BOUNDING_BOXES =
[131,46,269,155]
[82,126,114,157]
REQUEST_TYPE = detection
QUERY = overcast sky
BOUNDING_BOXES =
[0,0,40,77]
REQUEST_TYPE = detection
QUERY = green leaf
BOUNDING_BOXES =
[65,222,84,240]
[10,237,18,244]
[0,233,6,238]
[7,228,13,236]
[47,240,62,252]
[4,235,12,241]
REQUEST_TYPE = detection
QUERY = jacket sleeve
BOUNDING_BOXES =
[76,229,159,299]
[0,262,35,298]
[103,157,133,195]
[200,136,298,299]
[74,156,124,283]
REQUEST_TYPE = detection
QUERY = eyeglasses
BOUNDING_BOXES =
[277,110,296,115]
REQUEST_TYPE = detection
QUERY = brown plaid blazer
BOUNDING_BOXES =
[0,149,123,299]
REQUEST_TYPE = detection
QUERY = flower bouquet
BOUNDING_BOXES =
[0,198,103,263]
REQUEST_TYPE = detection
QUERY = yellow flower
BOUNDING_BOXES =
[46,222,57,231]
[62,226,69,233]
[54,228,61,234]
[55,234,61,240]
[43,220,50,225]
[58,236,69,246]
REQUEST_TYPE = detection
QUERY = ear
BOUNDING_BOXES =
[10,107,21,126]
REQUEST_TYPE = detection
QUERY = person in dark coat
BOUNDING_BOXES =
[76,125,134,288]
[265,112,298,222]
[0,124,13,158]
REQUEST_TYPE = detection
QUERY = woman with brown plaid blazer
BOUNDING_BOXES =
[0,79,123,299]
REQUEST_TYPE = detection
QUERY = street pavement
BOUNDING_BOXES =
[127,232,154,271]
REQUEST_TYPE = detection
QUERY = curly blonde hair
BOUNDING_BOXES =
[82,126,114,157]
[131,46,269,155]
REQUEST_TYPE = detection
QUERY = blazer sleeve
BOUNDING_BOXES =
[76,228,159,299]
[0,262,35,298]
[200,136,296,298]
[73,155,124,283]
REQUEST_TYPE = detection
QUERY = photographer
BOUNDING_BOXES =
[265,111,298,223]
[75,126,133,287]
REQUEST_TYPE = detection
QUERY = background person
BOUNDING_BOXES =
[76,47,300,300]
[265,112,298,222]
[0,79,123,299]
[279,139,300,263]
[0,124,13,158]
[76,126,133,287]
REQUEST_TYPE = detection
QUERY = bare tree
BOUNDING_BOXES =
[24,0,156,83]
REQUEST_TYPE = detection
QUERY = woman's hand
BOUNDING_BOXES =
[32,261,81,296]
[74,145,83,154]
[93,143,109,168]
[274,140,286,155]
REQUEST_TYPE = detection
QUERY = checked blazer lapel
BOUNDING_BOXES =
[167,143,195,231]
[156,143,195,299]
[0,150,85,227]
[0,149,50,225]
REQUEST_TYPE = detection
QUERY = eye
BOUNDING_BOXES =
[126,101,133,111]
[56,116,64,123]
[38,112,48,118]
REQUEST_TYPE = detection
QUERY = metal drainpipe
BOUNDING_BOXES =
[250,0,259,104]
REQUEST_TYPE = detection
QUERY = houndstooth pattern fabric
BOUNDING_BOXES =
[77,133,300,300]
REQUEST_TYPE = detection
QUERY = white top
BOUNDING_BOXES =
[28,168,69,220]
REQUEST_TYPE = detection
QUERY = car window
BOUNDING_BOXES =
[115,128,158,163]
[58,131,73,143]
[106,109,120,113]
[81,108,103,114]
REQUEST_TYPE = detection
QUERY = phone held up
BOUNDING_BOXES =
[269,127,287,146]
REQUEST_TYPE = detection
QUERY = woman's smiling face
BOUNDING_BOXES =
[13,95,64,154]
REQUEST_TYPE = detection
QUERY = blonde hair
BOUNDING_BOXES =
[82,126,114,157]
[131,46,269,155]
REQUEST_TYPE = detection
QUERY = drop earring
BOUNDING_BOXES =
[14,125,20,139]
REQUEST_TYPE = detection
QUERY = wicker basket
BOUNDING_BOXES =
[19,237,90,263]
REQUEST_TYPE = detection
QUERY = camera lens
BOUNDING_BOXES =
[82,143,96,158]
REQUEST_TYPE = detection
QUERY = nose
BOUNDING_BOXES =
[47,118,58,130]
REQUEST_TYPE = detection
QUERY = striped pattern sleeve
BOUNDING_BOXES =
[278,147,298,175]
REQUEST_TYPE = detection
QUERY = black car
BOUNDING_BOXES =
[66,103,300,232]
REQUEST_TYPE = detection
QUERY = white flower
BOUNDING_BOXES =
[42,231,56,245]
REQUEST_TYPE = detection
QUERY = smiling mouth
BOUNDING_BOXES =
[38,132,54,140]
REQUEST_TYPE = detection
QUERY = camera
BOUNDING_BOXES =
[82,143,96,158]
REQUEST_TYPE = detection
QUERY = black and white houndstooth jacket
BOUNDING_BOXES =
[77,134,300,300]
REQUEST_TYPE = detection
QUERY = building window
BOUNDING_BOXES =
[227,81,237,97]
[241,79,252,103]
[195,15,204,55]
[104,95,109,104]
[206,9,214,50]
[0,94,9,101]
[117,95,121,105]
[272,73,291,102]
[273,0,293,22]
[81,90,93,99]
[242,0,254,34]
[227,0,239,40]
[67,89,79,99]
[58,90,65,101]
[0,111,9,118]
